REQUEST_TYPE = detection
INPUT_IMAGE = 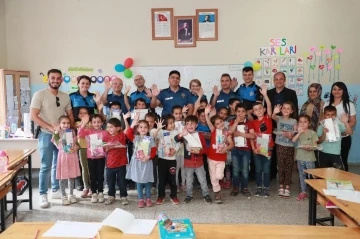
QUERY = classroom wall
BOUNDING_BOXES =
[0,0,7,68]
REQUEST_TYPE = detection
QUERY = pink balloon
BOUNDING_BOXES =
[315,52,321,56]
[324,49,330,55]
[337,48,343,54]
[327,65,333,70]
[310,46,316,52]
[124,58,134,68]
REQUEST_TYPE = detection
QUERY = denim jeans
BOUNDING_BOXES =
[297,160,316,192]
[231,149,251,189]
[38,132,59,195]
[136,182,152,199]
[254,154,271,188]
[185,166,209,197]
[106,166,127,197]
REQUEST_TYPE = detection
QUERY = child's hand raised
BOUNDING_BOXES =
[273,104,282,114]
[210,107,216,117]
[182,105,189,114]
[156,119,164,129]
[340,113,349,124]
[124,85,131,95]
[122,112,131,120]
[259,84,268,96]
[181,128,189,137]
[204,104,212,115]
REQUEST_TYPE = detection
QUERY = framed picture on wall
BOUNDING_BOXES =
[174,16,196,48]
[196,9,218,41]
[151,8,174,40]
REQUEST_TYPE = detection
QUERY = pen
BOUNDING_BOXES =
[336,198,348,206]
[33,229,39,239]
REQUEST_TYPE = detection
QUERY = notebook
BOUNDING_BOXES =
[158,218,195,239]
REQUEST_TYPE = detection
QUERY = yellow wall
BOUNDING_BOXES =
[3,0,360,84]
[0,0,7,68]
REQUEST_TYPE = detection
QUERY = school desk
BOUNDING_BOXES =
[305,168,360,187]
[306,179,360,227]
[0,170,16,232]
[1,222,360,238]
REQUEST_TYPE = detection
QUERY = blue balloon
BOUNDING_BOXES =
[114,64,125,72]
[244,61,253,67]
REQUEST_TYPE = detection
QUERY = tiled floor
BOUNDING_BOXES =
[5,165,360,227]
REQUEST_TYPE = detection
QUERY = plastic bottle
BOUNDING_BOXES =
[158,212,172,228]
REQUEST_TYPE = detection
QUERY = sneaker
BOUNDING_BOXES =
[170,197,180,205]
[296,192,308,201]
[105,196,115,205]
[283,189,290,199]
[88,189,92,197]
[278,188,284,197]
[223,181,231,189]
[263,187,270,198]
[254,187,263,197]
[68,195,77,204]
[184,196,193,204]
[50,190,62,199]
[215,193,222,204]
[241,188,251,198]
[138,199,145,208]
[156,197,165,205]
[81,189,89,198]
[62,196,70,206]
[204,195,212,204]
[151,187,157,195]
[120,197,129,205]
[230,187,239,196]
[103,185,109,195]
[39,194,50,208]
[98,193,105,203]
[146,198,153,207]
[91,193,98,203]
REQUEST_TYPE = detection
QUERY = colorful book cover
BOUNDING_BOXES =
[158,218,195,239]
[326,178,354,191]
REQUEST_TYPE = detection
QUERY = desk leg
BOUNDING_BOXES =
[11,176,17,223]
[308,186,317,225]
[28,155,33,210]
[0,198,5,232]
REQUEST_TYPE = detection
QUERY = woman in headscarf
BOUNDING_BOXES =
[300,83,324,131]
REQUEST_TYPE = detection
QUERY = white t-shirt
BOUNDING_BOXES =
[323,101,356,118]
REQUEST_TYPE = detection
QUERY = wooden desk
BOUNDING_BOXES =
[305,168,360,187]
[1,222,360,239]
[5,149,36,211]
[306,179,360,227]
[0,170,16,232]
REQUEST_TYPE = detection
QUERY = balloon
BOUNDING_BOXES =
[335,64,341,70]
[337,48,343,54]
[115,64,125,72]
[303,52,309,57]
[253,62,262,71]
[331,45,336,50]
[333,54,339,60]
[310,46,316,52]
[244,61,253,67]
[124,69,133,79]
[310,65,315,70]
[320,44,325,50]
[124,58,134,68]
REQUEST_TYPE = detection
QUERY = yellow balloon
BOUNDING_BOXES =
[42,75,48,83]
[303,52,309,57]
[333,54,339,60]
[253,62,262,71]
[335,64,341,70]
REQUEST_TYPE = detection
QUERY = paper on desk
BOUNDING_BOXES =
[42,221,102,238]
[102,208,157,235]
[323,189,360,203]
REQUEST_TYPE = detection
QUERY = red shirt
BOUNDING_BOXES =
[229,119,253,151]
[103,132,128,168]
[207,130,229,161]
[251,115,274,148]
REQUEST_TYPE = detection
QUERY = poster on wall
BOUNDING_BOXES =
[196,9,218,41]
[151,8,174,40]
[174,16,196,48]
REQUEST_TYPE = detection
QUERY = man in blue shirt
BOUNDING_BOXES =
[150,70,193,116]
[129,75,151,110]
[210,73,238,111]
[100,77,130,114]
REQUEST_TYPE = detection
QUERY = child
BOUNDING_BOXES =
[317,106,352,169]
[292,115,318,201]
[108,101,126,131]
[227,98,241,122]
[103,117,129,205]
[155,114,181,205]
[204,105,234,203]
[78,114,108,203]
[172,105,186,192]
[272,102,297,199]
[249,85,273,198]
[53,115,81,205]
[175,115,212,204]
[134,98,147,110]
[125,117,158,208]
[218,107,230,121]
[75,107,92,198]
[228,103,255,197]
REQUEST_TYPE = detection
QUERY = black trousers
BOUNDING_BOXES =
[341,136,351,172]
[87,158,105,193]
[158,158,177,198]
[318,151,344,170]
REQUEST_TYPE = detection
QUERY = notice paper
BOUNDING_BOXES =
[42,221,102,238]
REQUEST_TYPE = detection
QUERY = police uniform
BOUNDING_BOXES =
[191,93,207,104]
[236,82,263,110]
[210,90,238,111]
[129,89,151,110]
[157,87,192,116]
[69,91,97,121]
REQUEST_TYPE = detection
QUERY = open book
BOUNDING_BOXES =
[183,132,202,149]
[234,125,247,147]
[102,208,157,235]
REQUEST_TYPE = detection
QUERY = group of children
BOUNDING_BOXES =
[52,84,353,207]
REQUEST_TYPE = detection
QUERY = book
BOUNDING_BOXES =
[255,133,270,158]
[88,133,105,157]
[158,218,195,239]
[234,125,247,147]
[325,200,338,209]
[183,132,202,149]
[131,109,149,120]
[296,145,323,151]
[214,129,226,153]
[326,178,354,191]
[321,118,341,142]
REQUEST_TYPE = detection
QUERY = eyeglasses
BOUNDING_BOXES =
[82,97,89,106]
[56,97,60,107]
